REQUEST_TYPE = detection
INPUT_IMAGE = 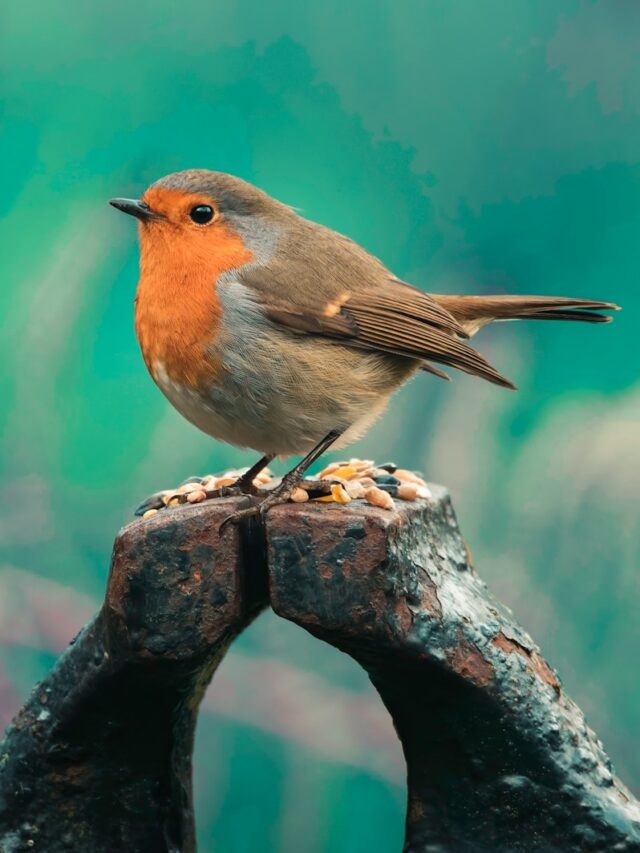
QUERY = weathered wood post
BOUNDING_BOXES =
[0,499,268,853]
[1,487,639,852]
[267,487,640,852]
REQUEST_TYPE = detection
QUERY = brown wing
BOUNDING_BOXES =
[259,279,516,390]
[232,205,617,390]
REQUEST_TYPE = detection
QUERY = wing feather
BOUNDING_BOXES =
[260,283,515,390]
[354,280,470,338]
[349,310,514,388]
[230,208,617,391]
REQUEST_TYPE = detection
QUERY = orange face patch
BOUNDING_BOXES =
[134,187,252,388]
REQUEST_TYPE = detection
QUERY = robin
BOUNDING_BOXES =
[110,169,618,521]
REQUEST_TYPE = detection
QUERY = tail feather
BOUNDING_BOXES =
[506,309,613,324]
[431,294,620,337]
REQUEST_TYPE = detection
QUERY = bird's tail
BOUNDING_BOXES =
[431,294,620,338]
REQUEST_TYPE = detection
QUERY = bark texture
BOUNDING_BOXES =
[0,498,268,853]
[1,486,639,852]
[268,486,640,852]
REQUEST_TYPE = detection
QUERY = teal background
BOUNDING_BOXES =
[1,1,638,849]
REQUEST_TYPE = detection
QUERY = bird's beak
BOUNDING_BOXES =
[108,198,163,222]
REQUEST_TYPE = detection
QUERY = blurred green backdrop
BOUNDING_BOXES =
[1,1,639,850]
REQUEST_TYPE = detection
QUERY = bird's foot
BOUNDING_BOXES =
[135,484,243,517]
[218,479,299,533]
[219,429,345,531]
[134,469,270,517]
[136,459,434,523]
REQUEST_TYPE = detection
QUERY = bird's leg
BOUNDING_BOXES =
[267,430,342,496]
[134,453,275,516]
[205,453,275,497]
[219,430,342,530]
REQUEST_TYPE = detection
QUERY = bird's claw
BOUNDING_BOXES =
[218,488,293,535]
[134,491,168,516]
[135,483,248,517]
[218,505,259,535]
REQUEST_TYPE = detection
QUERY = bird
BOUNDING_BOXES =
[109,169,619,521]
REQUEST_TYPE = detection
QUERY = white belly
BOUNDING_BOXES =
[154,352,405,457]
[152,280,416,457]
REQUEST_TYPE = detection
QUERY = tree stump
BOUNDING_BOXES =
[0,486,639,852]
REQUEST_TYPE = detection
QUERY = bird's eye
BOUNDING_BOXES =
[189,204,214,224]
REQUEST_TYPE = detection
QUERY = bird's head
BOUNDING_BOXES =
[109,169,289,266]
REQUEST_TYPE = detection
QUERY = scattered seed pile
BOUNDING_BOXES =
[140,459,431,519]
[292,460,431,508]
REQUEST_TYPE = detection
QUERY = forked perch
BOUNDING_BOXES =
[0,488,638,852]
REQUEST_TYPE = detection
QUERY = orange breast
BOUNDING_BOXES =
[134,218,253,389]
